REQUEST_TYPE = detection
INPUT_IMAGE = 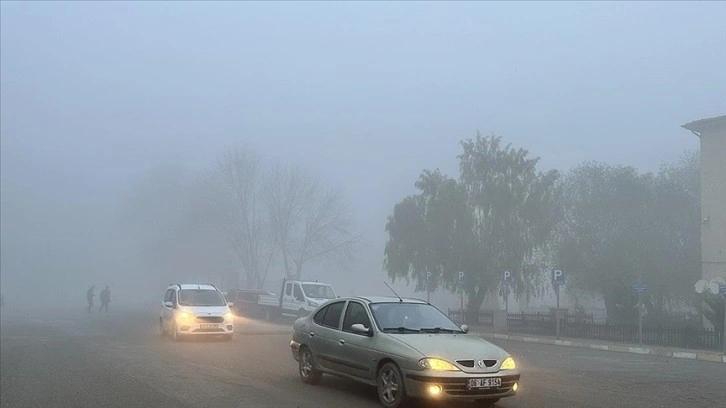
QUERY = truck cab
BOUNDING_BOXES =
[280,280,336,317]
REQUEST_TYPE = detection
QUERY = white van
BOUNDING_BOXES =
[258,280,337,318]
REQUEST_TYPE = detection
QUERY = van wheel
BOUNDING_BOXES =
[171,322,180,341]
[377,362,408,408]
[299,347,322,384]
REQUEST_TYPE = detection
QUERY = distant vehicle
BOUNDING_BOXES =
[289,296,520,408]
[253,280,337,321]
[224,288,275,318]
[160,283,235,341]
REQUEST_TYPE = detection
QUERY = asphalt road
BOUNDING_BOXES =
[1,307,724,408]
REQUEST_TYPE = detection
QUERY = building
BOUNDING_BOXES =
[682,115,726,281]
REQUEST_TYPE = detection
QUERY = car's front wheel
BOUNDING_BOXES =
[171,322,181,341]
[298,347,322,384]
[377,362,407,408]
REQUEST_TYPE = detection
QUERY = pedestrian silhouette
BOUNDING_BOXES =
[86,285,95,313]
[99,286,111,313]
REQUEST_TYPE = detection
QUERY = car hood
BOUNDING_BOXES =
[179,306,229,316]
[387,333,509,362]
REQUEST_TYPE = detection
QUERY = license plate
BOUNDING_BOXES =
[467,378,501,389]
[200,323,218,329]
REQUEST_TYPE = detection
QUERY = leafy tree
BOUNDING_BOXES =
[385,134,560,321]
[555,152,700,323]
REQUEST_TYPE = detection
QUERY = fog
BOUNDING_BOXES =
[1,2,724,310]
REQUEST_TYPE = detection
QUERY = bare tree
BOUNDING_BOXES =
[265,163,359,280]
[204,147,277,289]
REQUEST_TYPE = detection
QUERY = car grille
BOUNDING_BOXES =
[455,359,497,368]
[195,316,224,323]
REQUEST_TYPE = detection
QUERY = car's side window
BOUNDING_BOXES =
[320,301,345,329]
[164,289,173,303]
[171,290,178,307]
[313,305,328,325]
[342,302,372,334]
[285,283,292,296]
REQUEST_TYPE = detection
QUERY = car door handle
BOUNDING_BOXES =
[339,339,345,345]
[308,331,315,338]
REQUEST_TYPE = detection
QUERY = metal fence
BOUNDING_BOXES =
[506,312,723,351]
[448,309,494,327]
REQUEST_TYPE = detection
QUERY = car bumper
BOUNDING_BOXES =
[403,371,521,400]
[290,340,301,361]
[177,322,235,336]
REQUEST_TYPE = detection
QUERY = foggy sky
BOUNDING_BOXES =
[1,2,724,303]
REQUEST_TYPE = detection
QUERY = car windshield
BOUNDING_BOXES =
[369,303,462,333]
[302,284,336,299]
[178,290,227,306]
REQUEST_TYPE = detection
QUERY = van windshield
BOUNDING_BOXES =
[178,290,227,306]
[302,284,336,299]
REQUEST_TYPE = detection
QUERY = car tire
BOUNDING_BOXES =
[298,346,322,385]
[377,362,408,408]
[475,398,500,407]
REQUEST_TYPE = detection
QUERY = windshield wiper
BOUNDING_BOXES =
[419,327,460,334]
[383,327,420,333]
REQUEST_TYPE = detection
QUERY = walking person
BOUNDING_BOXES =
[99,286,111,313]
[86,285,95,313]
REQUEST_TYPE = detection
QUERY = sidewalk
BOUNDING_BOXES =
[475,328,726,364]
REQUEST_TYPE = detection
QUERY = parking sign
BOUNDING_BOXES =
[503,271,513,286]
[552,269,566,285]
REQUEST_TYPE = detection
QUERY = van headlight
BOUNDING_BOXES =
[419,358,460,371]
[224,312,234,321]
[500,357,516,370]
[177,312,194,321]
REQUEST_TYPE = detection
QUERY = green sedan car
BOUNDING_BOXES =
[290,296,520,408]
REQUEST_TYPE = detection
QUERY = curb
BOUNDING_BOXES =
[479,332,726,364]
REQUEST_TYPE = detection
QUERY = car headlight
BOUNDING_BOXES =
[224,312,234,321]
[419,358,460,371]
[307,300,319,307]
[177,312,194,321]
[500,357,516,370]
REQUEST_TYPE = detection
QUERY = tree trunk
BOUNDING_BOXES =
[465,287,487,325]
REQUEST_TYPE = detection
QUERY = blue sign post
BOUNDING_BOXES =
[552,269,566,339]
[632,283,647,346]
[458,271,465,323]
[502,271,513,316]
[633,284,648,294]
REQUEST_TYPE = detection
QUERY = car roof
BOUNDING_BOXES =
[349,296,428,304]
[173,284,218,291]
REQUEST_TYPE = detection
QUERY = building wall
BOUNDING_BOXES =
[699,126,726,281]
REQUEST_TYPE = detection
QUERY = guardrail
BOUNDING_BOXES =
[506,312,723,351]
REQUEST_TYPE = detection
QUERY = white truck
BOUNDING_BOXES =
[255,279,337,320]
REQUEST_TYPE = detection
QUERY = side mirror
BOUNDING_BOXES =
[460,324,469,334]
[164,301,173,308]
[351,324,371,336]
[227,302,234,307]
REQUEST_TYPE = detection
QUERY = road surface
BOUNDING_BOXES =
[1,307,724,408]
